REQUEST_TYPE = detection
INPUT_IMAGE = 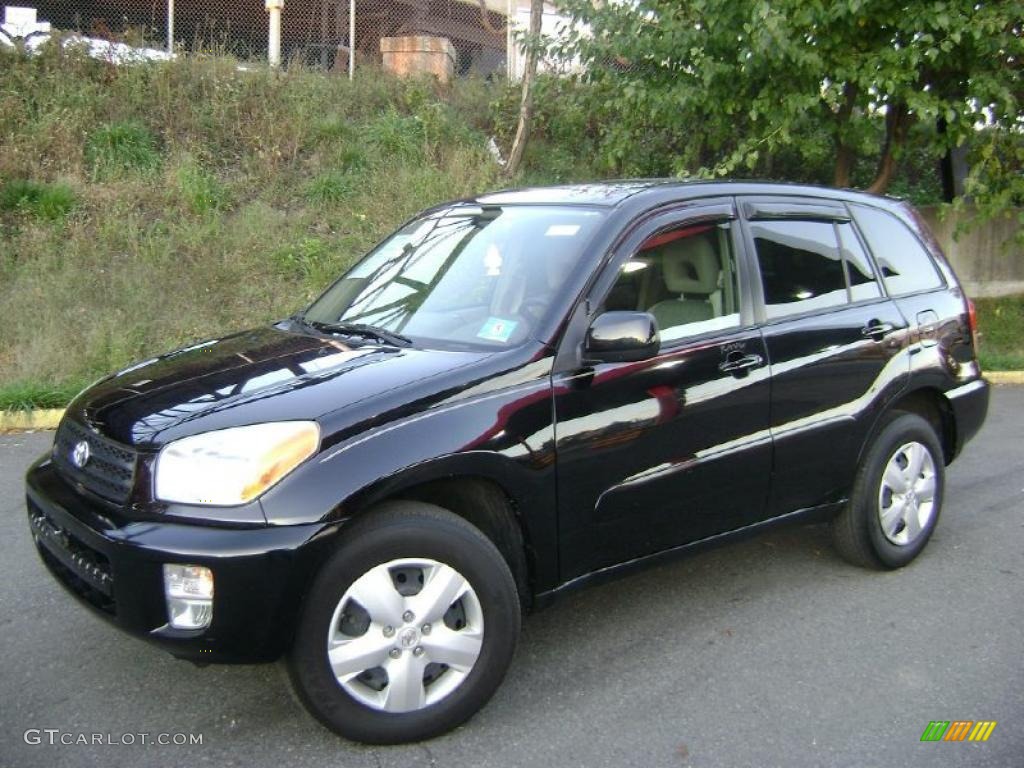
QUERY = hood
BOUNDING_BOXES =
[67,325,490,448]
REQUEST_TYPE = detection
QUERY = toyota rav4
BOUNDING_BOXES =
[25,181,989,743]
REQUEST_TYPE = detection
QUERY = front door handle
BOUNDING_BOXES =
[861,321,895,341]
[718,353,764,375]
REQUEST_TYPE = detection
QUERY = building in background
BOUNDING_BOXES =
[10,0,567,78]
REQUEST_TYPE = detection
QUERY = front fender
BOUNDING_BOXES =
[259,374,559,590]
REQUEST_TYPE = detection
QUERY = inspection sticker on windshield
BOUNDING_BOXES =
[477,317,518,343]
[545,224,581,237]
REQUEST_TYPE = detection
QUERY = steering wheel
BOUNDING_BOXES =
[518,294,551,325]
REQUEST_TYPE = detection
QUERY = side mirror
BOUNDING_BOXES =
[584,311,660,363]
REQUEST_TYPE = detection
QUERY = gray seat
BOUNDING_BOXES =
[649,238,720,332]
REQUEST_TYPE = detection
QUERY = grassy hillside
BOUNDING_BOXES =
[0,45,542,406]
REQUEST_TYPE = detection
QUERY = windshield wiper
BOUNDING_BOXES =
[303,319,412,347]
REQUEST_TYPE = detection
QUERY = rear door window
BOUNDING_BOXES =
[749,220,848,319]
[850,205,943,296]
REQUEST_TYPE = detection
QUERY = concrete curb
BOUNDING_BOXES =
[986,371,1024,385]
[0,408,65,432]
[1,372,1022,432]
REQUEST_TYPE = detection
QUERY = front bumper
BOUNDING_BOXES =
[26,457,334,663]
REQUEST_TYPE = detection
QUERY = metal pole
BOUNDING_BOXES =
[266,0,284,67]
[348,0,355,80]
[167,0,174,54]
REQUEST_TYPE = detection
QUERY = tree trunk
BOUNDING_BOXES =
[505,0,543,178]
[832,82,858,187]
[833,144,855,187]
[867,102,910,195]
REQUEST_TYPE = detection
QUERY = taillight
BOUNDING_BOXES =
[967,298,980,353]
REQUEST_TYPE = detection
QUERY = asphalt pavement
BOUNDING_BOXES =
[1,388,1022,768]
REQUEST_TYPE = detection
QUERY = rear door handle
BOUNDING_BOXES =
[861,321,895,341]
[718,353,764,375]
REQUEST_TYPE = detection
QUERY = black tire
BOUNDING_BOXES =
[288,501,520,744]
[831,411,945,569]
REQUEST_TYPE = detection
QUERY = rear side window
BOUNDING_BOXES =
[750,220,847,318]
[851,205,943,296]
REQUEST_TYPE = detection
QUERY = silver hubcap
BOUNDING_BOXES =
[878,441,937,546]
[327,558,484,713]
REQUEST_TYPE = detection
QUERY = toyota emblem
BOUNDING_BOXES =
[71,440,91,468]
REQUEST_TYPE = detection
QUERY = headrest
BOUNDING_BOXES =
[661,238,720,295]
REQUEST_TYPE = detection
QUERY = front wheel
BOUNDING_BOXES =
[288,501,520,744]
[831,412,945,569]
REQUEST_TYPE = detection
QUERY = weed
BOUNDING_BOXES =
[172,157,230,215]
[0,179,76,220]
[365,108,426,162]
[306,171,356,206]
[0,380,91,411]
[85,121,161,179]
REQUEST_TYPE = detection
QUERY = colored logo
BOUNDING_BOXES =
[920,721,997,742]
[477,316,518,343]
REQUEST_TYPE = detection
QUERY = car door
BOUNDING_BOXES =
[552,200,773,580]
[738,197,911,517]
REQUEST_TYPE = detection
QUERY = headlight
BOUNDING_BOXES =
[154,421,320,506]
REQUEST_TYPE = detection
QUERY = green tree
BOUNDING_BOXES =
[555,0,1022,200]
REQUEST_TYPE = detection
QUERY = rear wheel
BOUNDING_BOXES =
[289,501,520,744]
[831,412,945,569]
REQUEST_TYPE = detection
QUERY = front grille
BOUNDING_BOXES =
[28,500,116,614]
[52,418,137,504]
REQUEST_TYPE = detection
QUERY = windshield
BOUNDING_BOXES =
[302,205,606,349]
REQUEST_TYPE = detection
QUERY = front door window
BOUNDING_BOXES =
[603,220,740,341]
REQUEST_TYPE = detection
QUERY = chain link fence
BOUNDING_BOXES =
[1,0,560,78]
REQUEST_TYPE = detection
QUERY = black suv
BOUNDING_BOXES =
[26,181,989,743]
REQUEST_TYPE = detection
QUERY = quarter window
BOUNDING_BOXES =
[603,221,740,342]
[837,222,882,302]
[750,220,847,318]
[851,205,943,295]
